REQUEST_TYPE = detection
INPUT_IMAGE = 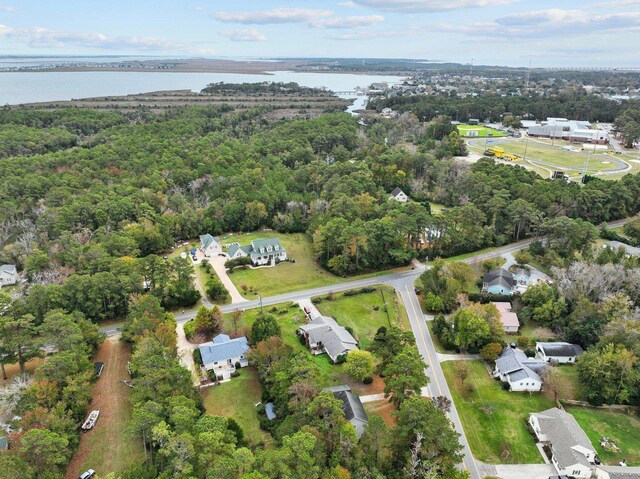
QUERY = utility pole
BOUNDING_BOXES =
[258,295,263,313]
[523,136,529,162]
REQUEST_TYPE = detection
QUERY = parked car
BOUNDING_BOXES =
[303,306,311,315]
[79,469,96,479]
[94,361,104,377]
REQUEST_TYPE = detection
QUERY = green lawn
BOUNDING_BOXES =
[457,124,507,138]
[442,360,554,464]
[567,407,640,466]
[314,286,410,348]
[201,367,272,447]
[225,231,409,298]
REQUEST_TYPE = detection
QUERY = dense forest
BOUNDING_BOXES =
[370,91,639,123]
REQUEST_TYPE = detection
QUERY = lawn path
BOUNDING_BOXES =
[66,336,142,478]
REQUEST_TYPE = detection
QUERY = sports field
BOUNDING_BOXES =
[457,124,507,138]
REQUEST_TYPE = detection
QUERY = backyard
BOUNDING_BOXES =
[567,406,640,466]
[201,367,272,447]
[442,360,554,464]
[66,337,143,479]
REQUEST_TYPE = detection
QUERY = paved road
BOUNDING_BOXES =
[99,218,630,479]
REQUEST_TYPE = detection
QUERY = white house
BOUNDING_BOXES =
[0,265,18,287]
[198,334,250,381]
[530,408,597,479]
[492,302,520,333]
[199,234,222,257]
[596,465,640,479]
[536,342,584,364]
[493,345,547,392]
[225,238,287,266]
[298,315,358,363]
[389,187,409,203]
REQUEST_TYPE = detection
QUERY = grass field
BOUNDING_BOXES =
[567,407,640,466]
[66,337,143,479]
[314,286,410,348]
[442,360,554,464]
[457,124,507,138]
[201,367,272,447]
[226,231,410,298]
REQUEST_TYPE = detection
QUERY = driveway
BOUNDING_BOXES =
[488,463,556,479]
[176,322,199,385]
[209,256,246,304]
[296,298,321,319]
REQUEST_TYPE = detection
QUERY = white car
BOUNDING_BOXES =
[79,470,96,479]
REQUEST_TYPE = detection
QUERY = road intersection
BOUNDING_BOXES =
[100,218,629,479]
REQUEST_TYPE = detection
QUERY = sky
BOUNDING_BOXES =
[0,0,639,67]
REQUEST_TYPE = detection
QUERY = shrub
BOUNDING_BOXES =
[480,342,503,363]
[424,292,445,313]
[184,321,196,339]
[335,354,347,364]
[234,361,242,370]
[524,348,536,358]
[193,348,203,365]
[501,381,511,391]
[363,376,373,384]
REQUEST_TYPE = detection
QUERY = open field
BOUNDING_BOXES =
[442,360,553,464]
[201,367,272,447]
[457,124,507,138]
[2,357,44,382]
[66,337,143,479]
[226,231,410,298]
[314,286,410,348]
[567,407,640,466]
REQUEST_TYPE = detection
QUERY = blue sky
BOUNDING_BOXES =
[0,0,639,67]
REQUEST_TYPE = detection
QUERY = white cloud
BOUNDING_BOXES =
[213,8,333,24]
[221,28,267,42]
[595,0,640,7]
[0,5,15,12]
[349,0,515,12]
[338,1,358,6]
[435,9,640,37]
[314,15,384,28]
[0,24,186,51]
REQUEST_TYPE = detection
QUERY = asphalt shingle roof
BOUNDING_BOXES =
[323,385,368,438]
[597,465,640,479]
[199,334,249,366]
[483,268,515,289]
[537,342,584,358]
[299,316,358,361]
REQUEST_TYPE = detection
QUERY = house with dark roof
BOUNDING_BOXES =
[493,345,547,391]
[223,238,287,266]
[199,234,222,257]
[298,315,358,363]
[198,334,250,381]
[482,268,514,295]
[530,407,597,479]
[596,465,640,479]
[0,264,18,287]
[323,385,368,438]
[389,187,408,203]
[536,342,584,364]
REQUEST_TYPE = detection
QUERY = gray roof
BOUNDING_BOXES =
[0,436,7,450]
[597,465,640,479]
[536,342,584,358]
[531,407,596,469]
[390,187,404,197]
[483,268,514,289]
[323,385,368,438]
[604,240,640,258]
[299,316,358,361]
[496,347,547,383]
[227,243,242,257]
[0,264,17,274]
[199,334,250,366]
[251,238,285,254]
[200,234,220,250]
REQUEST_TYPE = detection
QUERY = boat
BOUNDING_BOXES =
[81,410,100,430]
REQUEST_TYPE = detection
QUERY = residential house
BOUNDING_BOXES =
[224,238,287,266]
[323,385,369,438]
[199,234,222,257]
[536,342,584,364]
[603,240,640,258]
[390,187,409,203]
[529,407,597,479]
[492,302,520,333]
[199,334,250,381]
[493,345,547,392]
[298,315,358,363]
[0,265,18,287]
[596,465,640,479]
[482,268,514,295]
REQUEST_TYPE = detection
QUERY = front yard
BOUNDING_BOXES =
[201,367,272,447]
[567,407,640,466]
[225,231,409,298]
[442,360,554,464]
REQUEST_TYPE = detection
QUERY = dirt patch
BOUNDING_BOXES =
[349,375,385,396]
[66,336,142,478]
[1,357,44,382]
[363,399,397,427]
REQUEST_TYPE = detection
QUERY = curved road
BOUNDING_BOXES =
[101,218,629,479]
